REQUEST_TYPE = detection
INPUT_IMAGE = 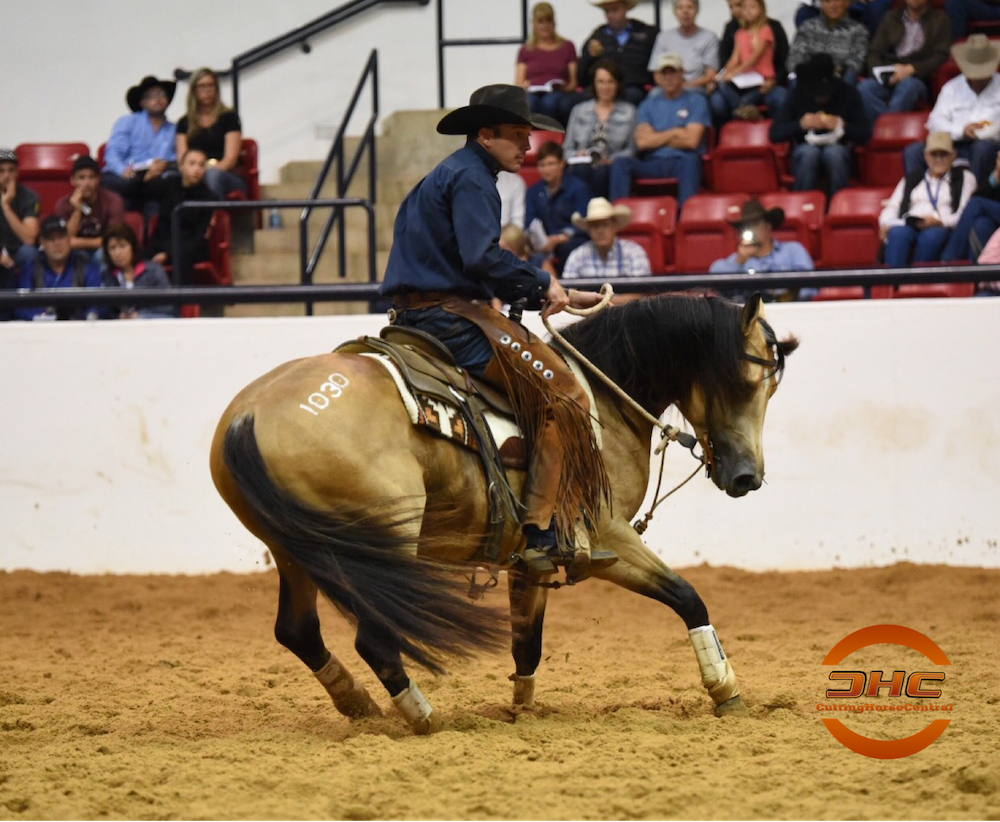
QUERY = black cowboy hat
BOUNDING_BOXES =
[727,199,785,231]
[437,84,564,135]
[796,54,837,95]
[126,75,177,113]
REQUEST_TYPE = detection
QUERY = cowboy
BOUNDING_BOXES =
[709,199,814,300]
[578,0,658,105]
[101,75,179,212]
[903,34,1000,184]
[379,84,614,577]
[562,197,652,278]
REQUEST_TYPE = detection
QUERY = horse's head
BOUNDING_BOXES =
[678,294,798,498]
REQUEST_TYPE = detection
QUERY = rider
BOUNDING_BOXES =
[380,84,613,577]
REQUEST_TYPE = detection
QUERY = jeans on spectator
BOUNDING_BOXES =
[204,168,247,199]
[945,0,1000,39]
[858,76,927,122]
[1,245,38,321]
[904,139,1000,182]
[101,170,173,219]
[790,143,852,195]
[609,151,702,208]
[567,161,613,200]
[709,82,789,128]
[622,85,649,106]
[528,91,575,127]
[941,196,1000,261]
[884,224,951,266]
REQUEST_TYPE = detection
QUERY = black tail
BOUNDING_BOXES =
[222,414,507,674]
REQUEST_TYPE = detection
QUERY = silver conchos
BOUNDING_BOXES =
[521,351,532,362]
[532,360,544,371]
[542,369,554,380]
[511,342,522,352]
[499,334,512,346]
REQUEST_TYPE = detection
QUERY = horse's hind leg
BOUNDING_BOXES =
[506,567,550,708]
[272,555,383,719]
[591,519,747,717]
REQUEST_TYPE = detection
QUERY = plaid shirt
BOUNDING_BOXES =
[562,238,652,279]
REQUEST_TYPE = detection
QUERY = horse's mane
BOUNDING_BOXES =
[559,293,763,414]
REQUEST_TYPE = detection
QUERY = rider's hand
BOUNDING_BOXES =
[541,276,570,320]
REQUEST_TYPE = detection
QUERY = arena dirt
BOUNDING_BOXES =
[1,563,998,820]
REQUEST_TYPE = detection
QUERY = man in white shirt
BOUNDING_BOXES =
[496,171,526,228]
[562,197,652,278]
[903,35,1000,183]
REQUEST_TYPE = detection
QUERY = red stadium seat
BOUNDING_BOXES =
[675,193,748,272]
[710,120,786,194]
[930,58,962,101]
[15,142,90,217]
[758,190,825,260]
[812,286,894,300]
[194,210,233,287]
[894,283,975,298]
[859,113,927,187]
[614,196,678,274]
[819,187,893,270]
[123,211,145,245]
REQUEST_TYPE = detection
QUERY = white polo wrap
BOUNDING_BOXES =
[510,673,536,707]
[314,656,354,698]
[392,680,434,726]
[689,624,739,704]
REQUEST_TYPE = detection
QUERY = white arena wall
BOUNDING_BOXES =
[2,299,998,575]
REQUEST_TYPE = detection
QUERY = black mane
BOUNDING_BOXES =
[558,293,760,415]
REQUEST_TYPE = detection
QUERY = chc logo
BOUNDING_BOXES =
[820,625,952,760]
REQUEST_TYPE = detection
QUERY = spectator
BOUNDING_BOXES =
[15,216,103,321]
[858,0,951,124]
[525,141,592,273]
[562,197,651,278]
[144,149,215,286]
[903,35,1000,183]
[710,0,789,126]
[563,58,637,199]
[609,53,711,208]
[53,156,125,263]
[945,0,1000,41]
[942,151,1000,262]
[176,68,247,199]
[770,53,872,197]
[971,229,1000,293]
[648,0,719,96]
[499,223,531,260]
[880,132,976,266]
[709,199,814,300]
[720,0,790,84]
[795,0,893,36]
[102,221,174,319]
[0,148,40,314]
[787,0,869,87]
[578,0,657,105]
[516,3,578,126]
[497,171,526,228]
[102,75,178,213]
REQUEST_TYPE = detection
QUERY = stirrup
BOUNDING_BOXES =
[520,547,557,576]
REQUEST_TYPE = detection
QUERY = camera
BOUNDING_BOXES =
[741,229,759,245]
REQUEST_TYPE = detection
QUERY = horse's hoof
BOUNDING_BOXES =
[411,711,443,735]
[335,685,384,719]
[715,695,749,717]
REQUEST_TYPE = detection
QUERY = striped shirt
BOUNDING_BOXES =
[562,238,652,279]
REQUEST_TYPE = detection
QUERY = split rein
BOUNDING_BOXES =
[541,285,710,535]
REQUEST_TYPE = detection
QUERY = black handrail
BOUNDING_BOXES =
[299,49,379,315]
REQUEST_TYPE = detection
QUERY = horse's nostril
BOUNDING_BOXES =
[731,473,757,496]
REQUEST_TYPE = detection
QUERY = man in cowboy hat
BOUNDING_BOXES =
[578,0,657,105]
[101,75,178,212]
[709,199,814,300]
[562,197,651,278]
[380,84,613,578]
[903,34,1000,184]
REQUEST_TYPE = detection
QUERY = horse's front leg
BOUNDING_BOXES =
[591,518,748,717]
[506,567,551,708]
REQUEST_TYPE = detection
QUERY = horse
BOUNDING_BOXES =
[209,292,798,734]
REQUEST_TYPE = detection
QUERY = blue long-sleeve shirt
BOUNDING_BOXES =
[708,239,814,273]
[525,173,592,240]
[103,111,177,176]
[16,250,105,320]
[380,141,551,307]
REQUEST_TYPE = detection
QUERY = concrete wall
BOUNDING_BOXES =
[2,299,998,575]
[0,0,801,183]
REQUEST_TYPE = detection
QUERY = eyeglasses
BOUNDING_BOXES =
[927,150,952,158]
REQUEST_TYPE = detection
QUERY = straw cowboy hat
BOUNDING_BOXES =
[727,199,785,231]
[952,34,1000,81]
[126,75,177,112]
[571,197,633,231]
[437,84,564,135]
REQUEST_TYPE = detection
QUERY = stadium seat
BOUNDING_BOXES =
[859,113,927,187]
[194,210,233,287]
[710,120,786,194]
[674,193,748,272]
[15,142,90,216]
[819,187,893,270]
[758,190,825,260]
[123,211,145,245]
[811,285,894,300]
[930,58,962,101]
[894,282,975,298]
[614,196,678,274]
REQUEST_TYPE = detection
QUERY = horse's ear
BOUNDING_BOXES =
[741,292,762,334]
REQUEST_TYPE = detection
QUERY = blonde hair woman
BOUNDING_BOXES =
[515,3,578,125]
[175,68,246,198]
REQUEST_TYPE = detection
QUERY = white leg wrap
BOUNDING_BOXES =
[510,673,536,707]
[689,624,740,704]
[314,656,355,699]
[392,680,435,732]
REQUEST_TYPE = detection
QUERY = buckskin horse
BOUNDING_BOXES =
[210,292,797,734]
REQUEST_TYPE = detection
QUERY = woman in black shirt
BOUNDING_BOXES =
[176,68,246,198]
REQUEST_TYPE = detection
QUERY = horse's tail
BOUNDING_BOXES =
[221,413,507,675]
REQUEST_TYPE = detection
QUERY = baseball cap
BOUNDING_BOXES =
[71,155,101,174]
[925,131,955,154]
[40,216,69,238]
[653,53,684,72]
[0,148,18,165]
